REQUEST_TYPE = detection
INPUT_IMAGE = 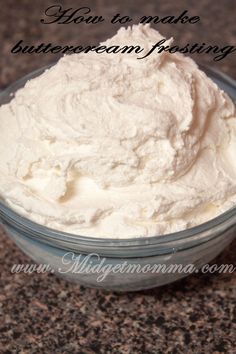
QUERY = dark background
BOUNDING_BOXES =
[0,0,235,353]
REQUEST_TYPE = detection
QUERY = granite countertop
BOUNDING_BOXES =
[0,0,235,353]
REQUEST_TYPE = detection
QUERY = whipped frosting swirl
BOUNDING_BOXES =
[0,25,236,237]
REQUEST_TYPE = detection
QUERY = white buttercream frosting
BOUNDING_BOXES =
[0,25,236,237]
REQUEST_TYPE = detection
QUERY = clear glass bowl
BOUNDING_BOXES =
[0,65,236,291]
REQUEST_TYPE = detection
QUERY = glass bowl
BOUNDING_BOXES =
[0,65,235,291]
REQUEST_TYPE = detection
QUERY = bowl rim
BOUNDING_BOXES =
[0,64,236,249]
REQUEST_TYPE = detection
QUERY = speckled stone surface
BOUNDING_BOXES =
[0,0,235,353]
